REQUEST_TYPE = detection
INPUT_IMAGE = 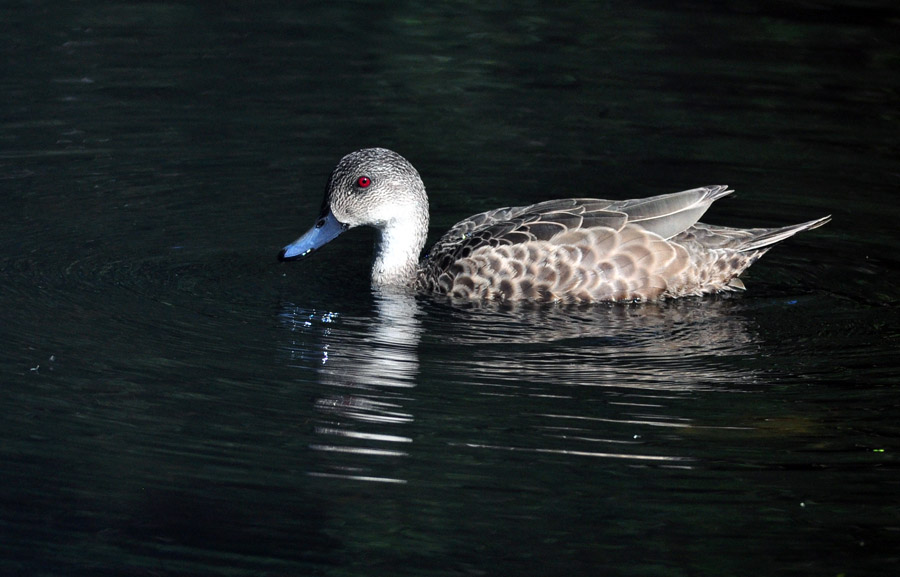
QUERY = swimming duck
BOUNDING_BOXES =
[279,148,830,302]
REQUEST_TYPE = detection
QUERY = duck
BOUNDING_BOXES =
[278,148,830,302]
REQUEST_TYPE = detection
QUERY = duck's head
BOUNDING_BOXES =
[278,148,429,284]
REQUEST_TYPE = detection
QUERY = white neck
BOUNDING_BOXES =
[371,215,428,286]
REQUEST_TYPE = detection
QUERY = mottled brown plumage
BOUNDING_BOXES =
[279,148,830,303]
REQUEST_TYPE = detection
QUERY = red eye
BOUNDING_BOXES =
[357,176,371,188]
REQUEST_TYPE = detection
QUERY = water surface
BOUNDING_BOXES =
[2,2,899,576]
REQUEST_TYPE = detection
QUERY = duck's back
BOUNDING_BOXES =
[415,187,827,302]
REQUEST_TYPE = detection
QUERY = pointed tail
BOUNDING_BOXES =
[737,215,831,252]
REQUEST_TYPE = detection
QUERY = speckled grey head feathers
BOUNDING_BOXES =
[279,148,830,303]
[324,148,428,230]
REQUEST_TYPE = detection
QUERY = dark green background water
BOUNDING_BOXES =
[2,2,898,576]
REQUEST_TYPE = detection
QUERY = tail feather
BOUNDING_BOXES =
[737,215,831,252]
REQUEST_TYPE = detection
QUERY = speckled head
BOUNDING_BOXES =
[279,148,430,286]
[324,148,427,228]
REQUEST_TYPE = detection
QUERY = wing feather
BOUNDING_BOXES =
[609,185,732,239]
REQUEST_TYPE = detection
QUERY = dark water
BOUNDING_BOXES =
[3,2,899,576]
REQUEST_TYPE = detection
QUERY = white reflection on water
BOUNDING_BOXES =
[279,289,422,483]
[460,442,689,462]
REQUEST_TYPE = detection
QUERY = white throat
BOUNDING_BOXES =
[371,217,427,286]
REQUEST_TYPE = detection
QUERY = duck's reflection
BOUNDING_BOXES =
[279,290,773,481]
[428,296,761,392]
[279,289,422,484]
[413,296,767,466]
